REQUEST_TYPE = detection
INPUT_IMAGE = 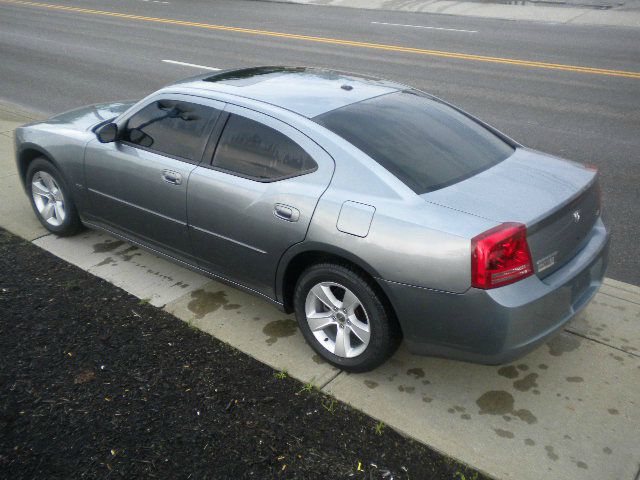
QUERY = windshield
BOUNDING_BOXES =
[314,91,514,194]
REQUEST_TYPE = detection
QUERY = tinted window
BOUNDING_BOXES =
[315,91,514,194]
[123,100,218,161]
[213,114,317,181]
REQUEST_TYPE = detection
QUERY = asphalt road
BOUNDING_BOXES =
[1,0,639,285]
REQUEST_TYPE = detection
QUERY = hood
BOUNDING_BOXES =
[421,148,597,226]
[43,101,136,131]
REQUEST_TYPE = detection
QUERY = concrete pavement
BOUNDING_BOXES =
[1,107,638,480]
[261,0,640,27]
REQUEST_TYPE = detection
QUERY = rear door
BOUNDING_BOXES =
[188,105,334,297]
[84,95,223,255]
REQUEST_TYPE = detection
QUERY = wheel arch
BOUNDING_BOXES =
[17,143,62,187]
[276,243,401,334]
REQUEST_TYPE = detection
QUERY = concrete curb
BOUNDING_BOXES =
[258,0,640,27]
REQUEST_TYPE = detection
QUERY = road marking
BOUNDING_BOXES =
[371,21,477,33]
[162,59,220,71]
[2,0,640,79]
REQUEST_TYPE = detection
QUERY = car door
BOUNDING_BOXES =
[188,105,335,298]
[84,95,224,255]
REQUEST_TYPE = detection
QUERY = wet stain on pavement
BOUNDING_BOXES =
[96,256,114,267]
[513,373,539,392]
[603,447,612,454]
[263,319,297,345]
[566,376,584,383]
[513,409,537,424]
[398,385,415,394]
[460,414,471,420]
[92,239,125,253]
[610,353,624,363]
[576,461,588,469]
[422,396,433,403]
[547,335,581,356]
[364,380,378,389]
[538,364,548,370]
[524,438,535,446]
[406,367,425,379]
[477,391,514,416]
[188,289,239,318]
[493,428,514,439]
[498,366,519,379]
[545,445,559,461]
[516,364,529,371]
[476,390,537,424]
[119,245,141,261]
[312,354,326,365]
[607,408,619,415]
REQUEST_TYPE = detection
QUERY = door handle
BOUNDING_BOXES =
[162,170,182,185]
[274,204,300,222]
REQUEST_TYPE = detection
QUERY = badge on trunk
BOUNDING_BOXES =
[536,251,557,272]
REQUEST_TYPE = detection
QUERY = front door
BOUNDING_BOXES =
[84,96,223,255]
[188,105,334,297]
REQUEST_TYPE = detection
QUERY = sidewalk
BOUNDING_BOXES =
[1,105,639,480]
[259,0,640,27]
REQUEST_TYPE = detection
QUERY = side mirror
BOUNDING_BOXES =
[96,122,118,143]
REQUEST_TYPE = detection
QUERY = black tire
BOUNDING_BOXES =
[293,263,401,372]
[26,157,83,236]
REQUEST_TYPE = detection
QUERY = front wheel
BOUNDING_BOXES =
[26,158,83,236]
[293,263,400,372]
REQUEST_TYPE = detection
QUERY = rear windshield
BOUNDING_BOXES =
[314,91,514,194]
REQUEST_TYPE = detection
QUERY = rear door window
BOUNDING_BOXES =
[212,114,317,181]
[123,100,219,162]
[314,91,514,193]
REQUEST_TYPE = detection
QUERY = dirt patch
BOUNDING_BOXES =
[0,229,488,480]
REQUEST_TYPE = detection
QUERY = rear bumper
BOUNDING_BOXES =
[382,218,609,364]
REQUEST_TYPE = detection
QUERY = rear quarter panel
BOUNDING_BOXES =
[297,126,499,294]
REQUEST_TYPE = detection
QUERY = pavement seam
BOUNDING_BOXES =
[319,370,343,390]
[565,329,640,359]
[565,9,592,24]
[30,233,51,242]
[600,290,640,307]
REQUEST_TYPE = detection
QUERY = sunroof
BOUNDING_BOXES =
[204,67,306,87]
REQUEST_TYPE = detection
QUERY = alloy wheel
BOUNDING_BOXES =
[31,171,66,227]
[304,282,371,358]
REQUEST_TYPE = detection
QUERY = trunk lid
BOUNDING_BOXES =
[421,148,600,278]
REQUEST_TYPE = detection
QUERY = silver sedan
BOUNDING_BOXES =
[15,67,609,371]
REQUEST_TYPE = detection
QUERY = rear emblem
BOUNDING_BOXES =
[572,210,581,223]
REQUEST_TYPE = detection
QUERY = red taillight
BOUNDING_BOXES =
[471,222,533,289]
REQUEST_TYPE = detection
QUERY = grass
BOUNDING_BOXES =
[322,398,337,414]
[374,421,385,435]
[274,369,288,380]
[296,380,315,395]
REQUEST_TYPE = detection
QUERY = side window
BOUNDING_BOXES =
[212,114,317,181]
[123,100,218,161]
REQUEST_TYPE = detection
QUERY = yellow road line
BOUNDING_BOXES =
[2,0,640,79]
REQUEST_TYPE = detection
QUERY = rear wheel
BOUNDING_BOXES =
[293,263,400,372]
[26,158,82,236]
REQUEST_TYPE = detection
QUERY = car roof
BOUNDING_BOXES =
[172,66,406,118]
